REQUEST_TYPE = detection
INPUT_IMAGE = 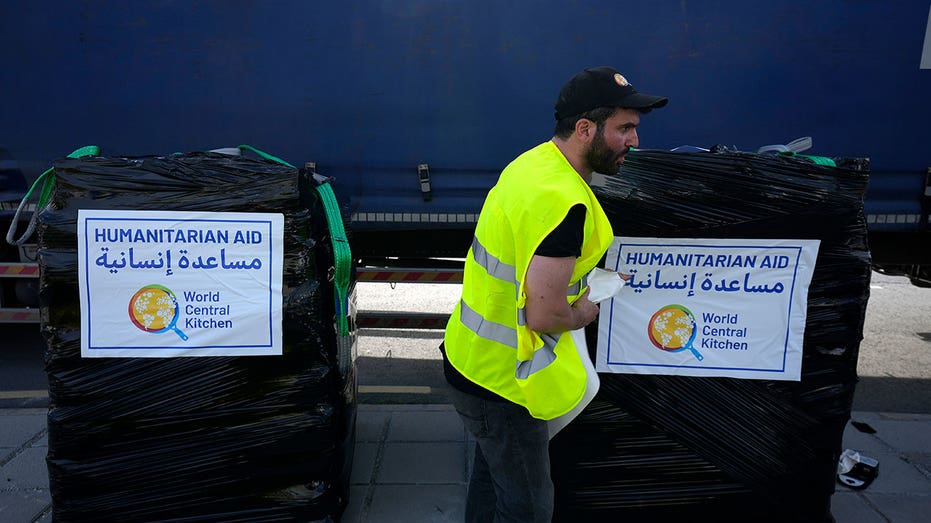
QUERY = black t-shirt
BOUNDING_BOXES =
[533,204,585,258]
[441,204,586,400]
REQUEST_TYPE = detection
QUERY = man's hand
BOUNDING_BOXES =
[569,287,600,328]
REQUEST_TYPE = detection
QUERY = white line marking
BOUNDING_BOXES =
[0,390,48,399]
[358,385,434,394]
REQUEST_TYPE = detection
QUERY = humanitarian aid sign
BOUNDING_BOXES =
[77,210,284,357]
[596,237,820,381]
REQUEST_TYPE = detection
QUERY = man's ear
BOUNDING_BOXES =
[574,118,595,143]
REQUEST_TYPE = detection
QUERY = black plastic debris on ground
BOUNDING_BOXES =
[851,420,877,434]
[39,152,357,522]
[552,150,871,523]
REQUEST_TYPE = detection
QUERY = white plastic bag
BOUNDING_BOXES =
[587,267,626,303]
[547,328,599,439]
[547,268,626,438]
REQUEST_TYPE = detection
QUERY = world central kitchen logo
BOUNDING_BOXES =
[647,305,750,361]
[128,285,233,339]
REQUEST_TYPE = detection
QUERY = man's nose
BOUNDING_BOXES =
[626,129,639,148]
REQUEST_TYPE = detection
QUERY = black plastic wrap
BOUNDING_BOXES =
[552,150,871,523]
[38,153,357,522]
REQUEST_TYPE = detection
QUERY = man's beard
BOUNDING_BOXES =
[585,126,627,175]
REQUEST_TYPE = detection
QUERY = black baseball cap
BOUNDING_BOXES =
[554,66,668,120]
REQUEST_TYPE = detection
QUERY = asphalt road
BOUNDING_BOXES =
[2,271,930,413]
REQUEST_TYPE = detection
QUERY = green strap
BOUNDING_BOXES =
[237,144,296,169]
[28,145,100,208]
[315,181,352,336]
[799,154,836,167]
[236,144,352,335]
[778,150,836,167]
[6,145,100,246]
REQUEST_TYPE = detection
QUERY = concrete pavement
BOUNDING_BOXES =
[2,404,930,522]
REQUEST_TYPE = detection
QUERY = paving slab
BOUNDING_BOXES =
[868,418,931,454]
[343,485,368,523]
[1,447,49,490]
[377,442,466,484]
[387,410,465,442]
[0,490,50,523]
[365,484,466,523]
[356,409,390,443]
[843,421,895,455]
[831,491,887,523]
[861,493,931,523]
[0,414,45,448]
[351,442,379,486]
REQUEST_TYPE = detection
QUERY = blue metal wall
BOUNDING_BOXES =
[2,1,929,230]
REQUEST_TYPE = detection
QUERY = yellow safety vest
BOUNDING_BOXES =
[444,141,614,420]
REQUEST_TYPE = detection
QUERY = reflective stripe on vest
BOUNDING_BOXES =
[466,236,585,379]
[515,332,561,379]
[567,273,588,296]
[471,237,586,299]
[460,298,563,379]
[471,236,516,284]
[459,299,517,348]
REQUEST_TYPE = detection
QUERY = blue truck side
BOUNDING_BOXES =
[2,1,931,319]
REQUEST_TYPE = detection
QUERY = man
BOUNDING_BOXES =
[441,66,667,522]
